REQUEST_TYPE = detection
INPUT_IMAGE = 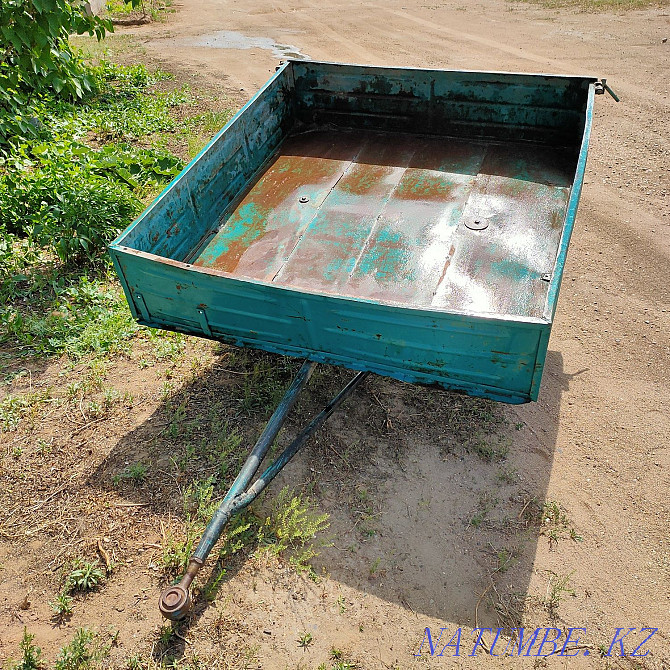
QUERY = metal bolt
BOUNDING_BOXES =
[465,218,488,231]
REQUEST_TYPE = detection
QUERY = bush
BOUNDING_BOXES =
[0,65,184,265]
[0,0,118,147]
[0,159,141,262]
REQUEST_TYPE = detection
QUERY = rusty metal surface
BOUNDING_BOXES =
[193,129,573,319]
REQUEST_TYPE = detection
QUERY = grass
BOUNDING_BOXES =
[541,501,583,548]
[184,110,234,159]
[545,570,576,614]
[158,482,329,598]
[0,389,54,433]
[113,462,149,485]
[234,353,298,415]
[7,627,112,670]
[469,492,498,529]
[158,478,218,577]
[107,0,175,22]
[54,628,110,670]
[496,466,519,485]
[405,385,511,462]
[0,62,188,270]
[0,57,234,381]
[1,268,140,362]
[262,486,330,570]
[495,547,517,573]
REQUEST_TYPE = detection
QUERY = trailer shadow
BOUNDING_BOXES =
[90,345,568,655]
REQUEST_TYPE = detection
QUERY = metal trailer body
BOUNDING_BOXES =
[110,61,598,405]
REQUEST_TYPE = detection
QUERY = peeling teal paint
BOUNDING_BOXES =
[109,61,596,404]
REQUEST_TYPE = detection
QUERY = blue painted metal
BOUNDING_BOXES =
[159,364,369,621]
[218,360,315,505]
[110,61,597,404]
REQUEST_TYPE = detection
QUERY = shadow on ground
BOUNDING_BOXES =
[89,346,568,647]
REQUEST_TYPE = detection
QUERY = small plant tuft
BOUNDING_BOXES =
[297,631,313,649]
[54,628,108,670]
[541,501,583,548]
[50,592,74,621]
[65,560,106,593]
[259,487,330,571]
[545,570,576,614]
[113,462,148,485]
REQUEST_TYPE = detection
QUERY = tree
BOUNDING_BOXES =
[0,0,121,143]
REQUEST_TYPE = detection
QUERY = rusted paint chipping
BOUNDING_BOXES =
[193,129,571,319]
[109,61,596,404]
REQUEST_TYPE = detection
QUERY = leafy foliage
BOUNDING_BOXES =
[65,560,106,592]
[0,0,111,96]
[50,592,74,620]
[0,62,185,267]
[9,628,43,670]
[262,487,330,570]
[1,270,139,358]
[0,0,127,146]
[54,628,108,670]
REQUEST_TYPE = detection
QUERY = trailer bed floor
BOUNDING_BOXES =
[192,128,574,319]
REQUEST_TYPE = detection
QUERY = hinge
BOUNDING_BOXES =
[595,79,620,102]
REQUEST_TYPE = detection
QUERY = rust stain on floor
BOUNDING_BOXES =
[193,128,573,318]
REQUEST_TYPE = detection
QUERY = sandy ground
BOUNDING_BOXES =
[1,0,669,668]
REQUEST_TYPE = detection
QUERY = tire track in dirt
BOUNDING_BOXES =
[293,0,382,62]
[370,4,572,70]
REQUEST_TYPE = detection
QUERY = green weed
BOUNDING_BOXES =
[184,109,234,158]
[159,478,217,576]
[210,425,244,479]
[232,354,297,414]
[1,271,139,360]
[496,467,518,484]
[495,548,517,573]
[541,501,583,548]
[258,487,330,570]
[50,592,74,621]
[54,628,109,670]
[0,61,185,270]
[148,330,185,362]
[545,571,576,613]
[336,593,347,613]
[65,560,106,592]
[470,493,498,529]
[159,480,329,584]
[0,389,52,432]
[297,631,313,649]
[7,628,43,670]
[470,511,486,528]
[113,462,148,485]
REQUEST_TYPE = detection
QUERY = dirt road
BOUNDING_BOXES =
[1,0,668,667]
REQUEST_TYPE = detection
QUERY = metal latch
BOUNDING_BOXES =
[595,79,620,102]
